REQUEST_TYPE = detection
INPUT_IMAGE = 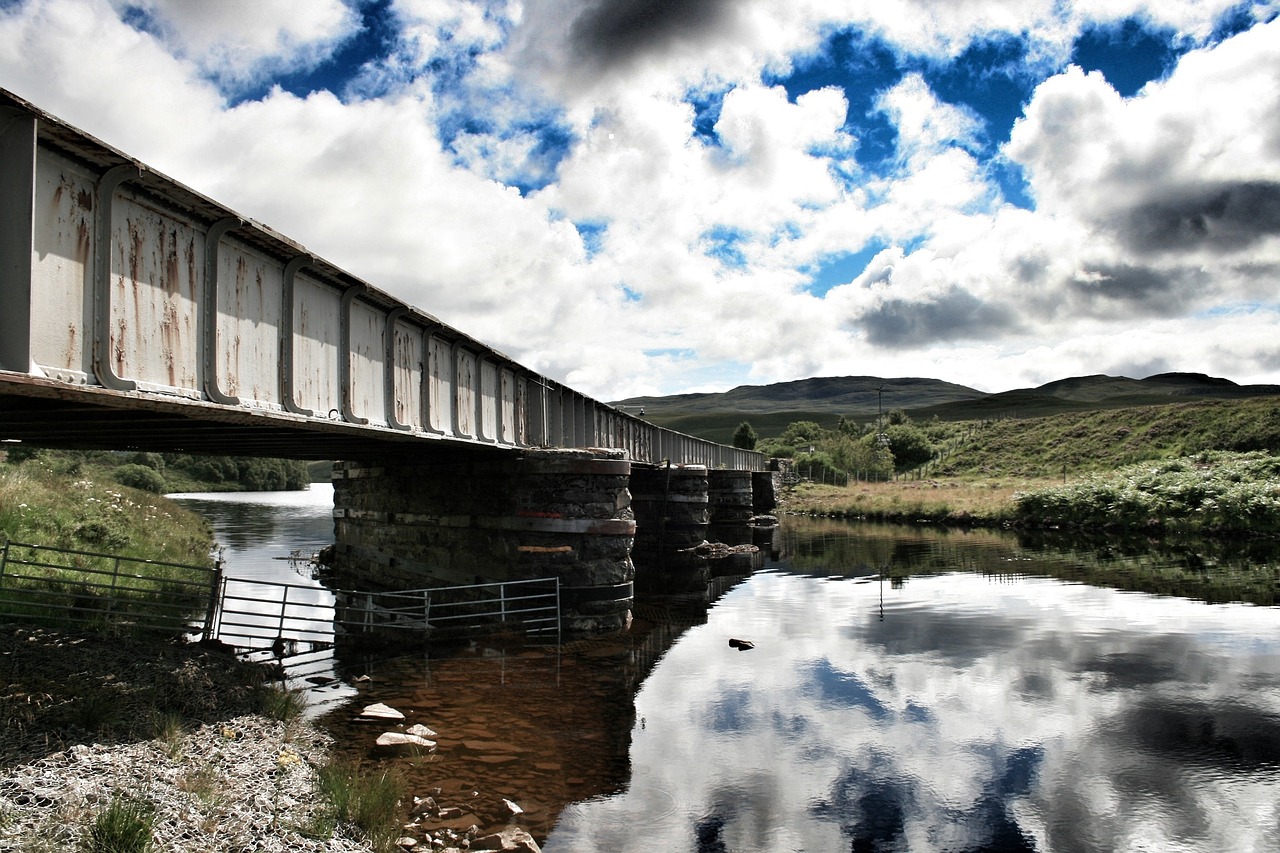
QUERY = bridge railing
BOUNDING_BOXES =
[525,384,765,470]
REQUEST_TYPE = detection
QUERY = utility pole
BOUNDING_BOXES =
[876,384,891,446]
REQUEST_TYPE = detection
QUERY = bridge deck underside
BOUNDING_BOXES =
[0,373,481,460]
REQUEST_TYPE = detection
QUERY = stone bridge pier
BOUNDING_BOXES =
[329,448,778,635]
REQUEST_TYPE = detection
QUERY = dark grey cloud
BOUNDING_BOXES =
[1067,263,1206,318]
[1119,180,1280,254]
[858,286,1018,348]
[1071,263,1173,301]
[567,0,737,69]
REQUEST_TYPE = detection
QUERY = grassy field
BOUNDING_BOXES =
[782,477,1046,524]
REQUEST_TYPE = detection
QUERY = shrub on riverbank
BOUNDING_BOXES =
[2,448,311,495]
[1013,452,1280,534]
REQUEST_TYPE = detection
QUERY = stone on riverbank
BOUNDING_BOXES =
[357,702,405,720]
[376,731,438,749]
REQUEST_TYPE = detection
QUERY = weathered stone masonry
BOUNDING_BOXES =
[331,449,781,634]
[331,447,636,634]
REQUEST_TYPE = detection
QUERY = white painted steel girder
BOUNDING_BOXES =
[0,88,764,471]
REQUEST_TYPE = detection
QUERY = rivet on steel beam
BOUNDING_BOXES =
[384,306,411,431]
[280,255,314,417]
[92,163,143,392]
[201,217,243,405]
[339,283,369,425]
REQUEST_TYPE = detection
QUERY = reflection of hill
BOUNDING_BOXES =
[776,517,1280,606]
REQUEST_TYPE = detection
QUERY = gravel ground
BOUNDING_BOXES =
[0,623,377,852]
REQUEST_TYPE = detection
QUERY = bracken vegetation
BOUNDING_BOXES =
[1014,452,1280,535]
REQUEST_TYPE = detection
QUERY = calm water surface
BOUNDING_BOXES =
[168,484,356,711]
[172,490,1280,852]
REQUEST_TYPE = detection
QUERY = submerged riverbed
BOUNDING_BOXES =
[174,489,1280,852]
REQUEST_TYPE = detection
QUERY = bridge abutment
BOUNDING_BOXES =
[331,447,636,634]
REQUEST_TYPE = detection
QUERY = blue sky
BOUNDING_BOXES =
[2,0,1278,397]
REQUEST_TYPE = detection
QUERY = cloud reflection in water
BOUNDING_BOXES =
[545,571,1280,852]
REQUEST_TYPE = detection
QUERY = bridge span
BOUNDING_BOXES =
[0,90,772,634]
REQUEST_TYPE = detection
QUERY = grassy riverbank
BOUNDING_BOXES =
[783,477,1039,525]
[783,451,1280,536]
[0,456,214,565]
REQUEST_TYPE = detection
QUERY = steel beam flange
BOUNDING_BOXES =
[383,306,412,431]
[279,255,314,417]
[339,283,369,425]
[201,216,244,405]
[92,163,143,392]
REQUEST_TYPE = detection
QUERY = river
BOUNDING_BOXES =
[171,488,1280,853]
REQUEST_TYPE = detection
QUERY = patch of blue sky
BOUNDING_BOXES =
[619,284,642,303]
[766,29,904,174]
[1212,1,1279,41]
[226,0,398,104]
[1196,301,1277,318]
[642,348,698,359]
[769,27,1037,191]
[987,157,1035,210]
[1070,17,1186,97]
[921,35,1039,152]
[574,220,608,259]
[701,225,750,270]
[805,243,885,295]
[687,85,731,147]
[432,85,575,193]
[117,4,160,37]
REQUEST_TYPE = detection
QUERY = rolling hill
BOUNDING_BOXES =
[611,372,1280,443]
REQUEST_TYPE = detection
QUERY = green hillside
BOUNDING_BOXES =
[931,396,1280,479]
[614,375,985,418]
[620,372,1280,441]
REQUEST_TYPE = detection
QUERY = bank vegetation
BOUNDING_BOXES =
[773,397,1280,536]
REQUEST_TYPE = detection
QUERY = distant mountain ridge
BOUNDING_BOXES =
[612,375,988,416]
[611,372,1280,443]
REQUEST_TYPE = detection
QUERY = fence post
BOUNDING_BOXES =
[201,559,224,641]
[554,579,562,644]
[0,540,9,585]
[500,583,507,624]
[105,555,123,616]
[276,584,290,643]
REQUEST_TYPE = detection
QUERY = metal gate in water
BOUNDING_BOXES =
[0,540,561,649]
[0,540,218,636]
[210,574,562,650]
